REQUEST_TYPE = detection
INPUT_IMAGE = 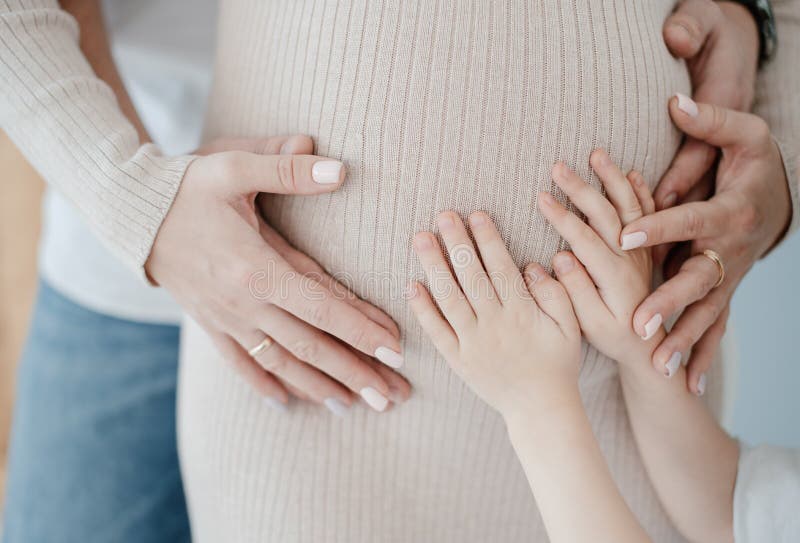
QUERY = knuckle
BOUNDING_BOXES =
[277,155,298,192]
[737,201,762,235]
[681,207,705,238]
[301,301,331,328]
[707,104,728,139]
[260,352,288,374]
[217,151,247,180]
[288,338,320,364]
[347,325,369,351]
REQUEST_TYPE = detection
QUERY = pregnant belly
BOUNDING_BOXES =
[206,0,690,360]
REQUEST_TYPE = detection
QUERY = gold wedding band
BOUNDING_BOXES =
[248,336,275,357]
[701,249,726,289]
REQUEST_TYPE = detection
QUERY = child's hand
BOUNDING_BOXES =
[538,150,678,377]
[408,212,581,418]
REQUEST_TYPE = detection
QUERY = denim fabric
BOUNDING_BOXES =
[2,280,190,543]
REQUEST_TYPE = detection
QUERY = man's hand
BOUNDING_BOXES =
[657,0,760,210]
[146,135,410,414]
[620,96,791,394]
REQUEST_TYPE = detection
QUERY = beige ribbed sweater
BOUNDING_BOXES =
[1,1,799,542]
[179,1,797,542]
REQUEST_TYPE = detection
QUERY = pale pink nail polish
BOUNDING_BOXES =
[664,352,681,378]
[675,93,699,118]
[360,387,389,412]
[621,231,647,250]
[641,313,663,340]
[312,160,344,184]
[375,346,403,369]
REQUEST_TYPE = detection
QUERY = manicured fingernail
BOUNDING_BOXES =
[641,313,663,340]
[675,93,698,118]
[264,397,288,412]
[621,231,647,250]
[661,192,677,208]
[312,160,344,184]
[375,346,403,368]
[553,254,574,273]
[696,373,707,396]
[360,387,389,412]
[664,352,681,378]
[324,398,350,418]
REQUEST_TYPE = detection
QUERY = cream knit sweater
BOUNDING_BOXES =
[2,1,799,542]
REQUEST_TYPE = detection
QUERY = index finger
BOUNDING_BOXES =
[274,271,404,369]
[619,199,728,249]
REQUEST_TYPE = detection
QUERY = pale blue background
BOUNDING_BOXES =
[730,232,800,448]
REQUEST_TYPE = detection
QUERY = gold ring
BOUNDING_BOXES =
[701,249,725,288]
[247,336,275,357]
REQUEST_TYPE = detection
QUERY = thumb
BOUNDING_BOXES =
[208,151,346,195]
[669,93,768,150]
[663,0,720,58]
[195,134,314,156]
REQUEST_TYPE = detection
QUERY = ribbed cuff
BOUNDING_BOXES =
[110,145,197,282]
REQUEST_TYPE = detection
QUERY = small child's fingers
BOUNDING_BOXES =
[589,149,643,226]
[413,232,475,329]
[627,170,656,216]
[437,212,499,312]
[468,212,526,307]
[551,162,621,248]
[550,252,610,333]
[523,263,579,337]
[537,192,618,282]
[407,281,460,359]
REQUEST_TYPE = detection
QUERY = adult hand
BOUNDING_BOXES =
[656,0,760,211]
[146,135,409,413]
[619,96,791,394]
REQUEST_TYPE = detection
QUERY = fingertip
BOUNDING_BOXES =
[663,20,700,58]
[468,210,491,228]
[311,158,347,186]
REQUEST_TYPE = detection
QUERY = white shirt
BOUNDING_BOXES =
[38,0,217,324]
[734,444,800,542]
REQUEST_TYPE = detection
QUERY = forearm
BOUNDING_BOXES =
[504,388,650,543]
[59,0,148,142]
[618,344,738,543]
[0,0,192,275]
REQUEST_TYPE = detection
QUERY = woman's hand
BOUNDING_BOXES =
[146,135,409,413]
[619,96,792,393]
[538,151,671,375]
[657,0,760,209]
[408,211,581,419]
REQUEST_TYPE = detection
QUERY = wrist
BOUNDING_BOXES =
[502,383,583,437]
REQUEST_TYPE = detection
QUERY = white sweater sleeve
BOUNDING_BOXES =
[733,443,800,542]
[0,0,194,276]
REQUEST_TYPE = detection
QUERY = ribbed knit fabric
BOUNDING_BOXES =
[0,0,194,276]
[177,2,753,542]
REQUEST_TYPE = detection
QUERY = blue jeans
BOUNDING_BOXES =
[2,281,190,543]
